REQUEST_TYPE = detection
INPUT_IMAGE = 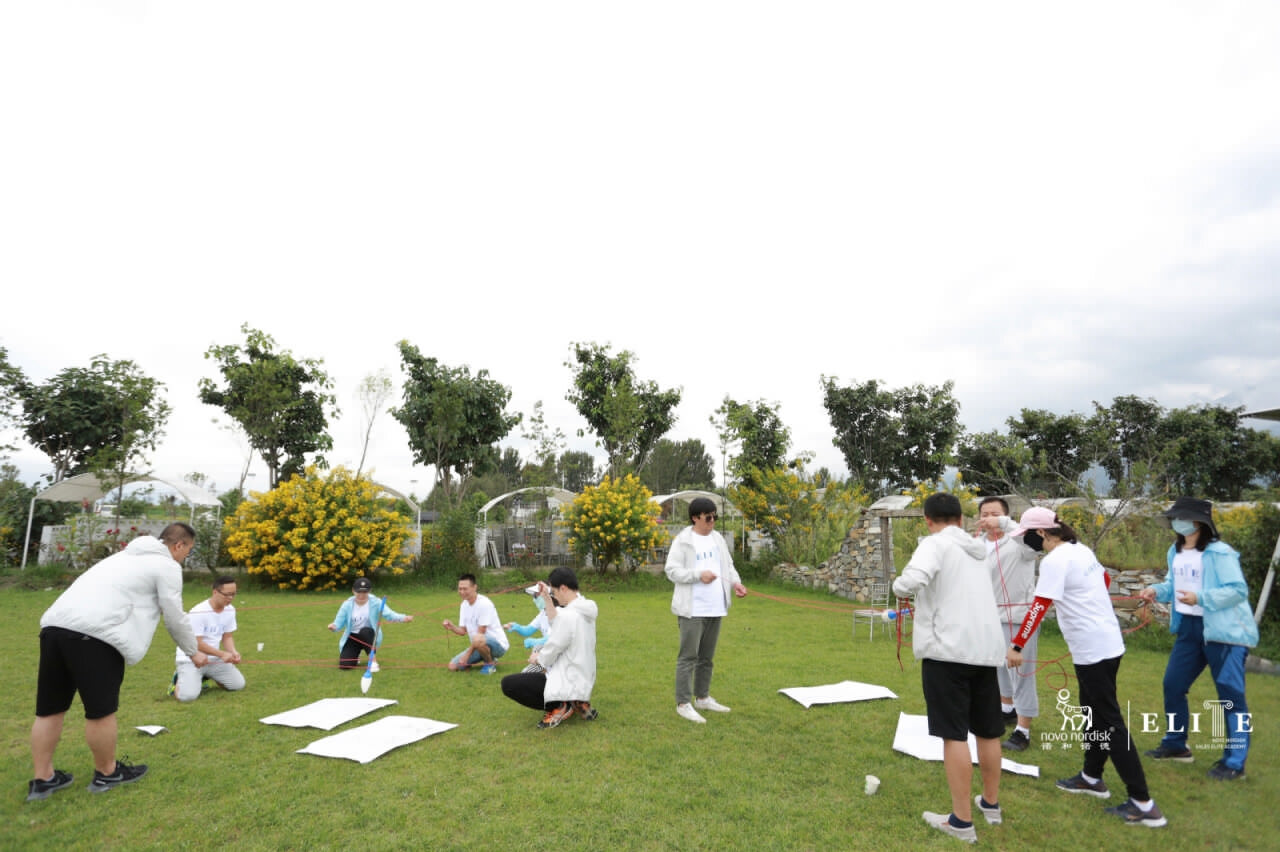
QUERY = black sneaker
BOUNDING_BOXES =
[1055,772,1110,798]
[1207,760,1245,781]
[1144,745,1194,763]
[87,759,148,793]
[26,769,74,802]
[1104,799,1167,828]
[1002,729,1030,752]
[1001,709,1017,727]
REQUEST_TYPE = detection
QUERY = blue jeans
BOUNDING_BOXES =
[1159,614,1251,770]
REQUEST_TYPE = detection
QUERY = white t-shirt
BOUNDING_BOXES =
[690,532,727,617]
[460,594,510,650]
[1170,548,1206,616]
[350,601,371,632]
[175,600,237,661]
[1033,541,1124,665]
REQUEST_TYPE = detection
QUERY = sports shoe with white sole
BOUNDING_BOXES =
[922,811,977,844]
[973,794,1002,825]
[694,696,731,713]
[1055,772,1110,798]
[676,703,706,723]
[26,769,74,802]
[1104,799,1167,828]
[88,759,148,793]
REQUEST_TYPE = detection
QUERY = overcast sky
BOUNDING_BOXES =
[3,1,1279,503]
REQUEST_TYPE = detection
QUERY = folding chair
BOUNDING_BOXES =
[852,581,890,640]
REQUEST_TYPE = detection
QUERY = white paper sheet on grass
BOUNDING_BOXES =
[778,680,898,708]
[260,697,397,730]
[297,715,457,763]
[892,712,1039,777]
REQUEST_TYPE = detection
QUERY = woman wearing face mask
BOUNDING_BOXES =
[1006,507,1166,829]
[1138,497,1258,781]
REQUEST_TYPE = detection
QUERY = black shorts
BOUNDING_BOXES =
[921,658,1003,741]
[36,627,126,720]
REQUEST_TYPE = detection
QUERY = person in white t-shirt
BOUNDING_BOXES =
[1007,507,1166,829]
[443,573,509,674]
[664,497,747,723]
[170,575,244,701]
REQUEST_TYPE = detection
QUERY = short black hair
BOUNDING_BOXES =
[922,493,963,523]
[458,573,477,586]
[978,496,1009,515]
[160,522,196,545]
[547,566,579,591]
[212,575,236,590]
[688,496,717,521]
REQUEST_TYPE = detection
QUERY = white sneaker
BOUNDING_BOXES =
[973,794,1002,825]
[369,661,380,673]
[694,696,731,713]
[676,703,706,723]
[923,811,977,844]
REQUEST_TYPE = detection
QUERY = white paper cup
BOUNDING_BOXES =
[257,643,264,652]
[864,774,880,795]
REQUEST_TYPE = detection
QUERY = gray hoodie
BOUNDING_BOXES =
[892,525,1005,666]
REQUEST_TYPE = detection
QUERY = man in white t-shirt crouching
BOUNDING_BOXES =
[171,575,245,701]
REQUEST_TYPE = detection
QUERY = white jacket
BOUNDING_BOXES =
[664,526,742,618]
[892,525,1005,667]
[538,595,598,702]
[986,517,1040,625]
[40,536,198,665]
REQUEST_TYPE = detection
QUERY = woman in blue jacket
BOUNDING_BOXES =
[1138,497,1258,780]
[327,577,413,669]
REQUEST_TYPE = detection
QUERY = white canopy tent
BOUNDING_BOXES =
[21,472,222,570]
[650,490,741,520]
[476,487,578,526]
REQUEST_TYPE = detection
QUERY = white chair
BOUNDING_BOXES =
[852,581,890,640]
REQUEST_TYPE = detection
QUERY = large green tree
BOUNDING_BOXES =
[556,450,598,492]
[1160,404,1280,500]
[638,437,715,495]
[711,396,791,490]
[391,341,520,509]
[565,342,682,478]
[822,376,960,496]
[17,355,170,487]
[0,346,25,455]
[199,324,339,489]
[1007,408,1093,491]
[954,429,1035,496]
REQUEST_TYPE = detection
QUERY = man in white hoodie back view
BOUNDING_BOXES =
[28,522,206,802]
[892,493,1006,845]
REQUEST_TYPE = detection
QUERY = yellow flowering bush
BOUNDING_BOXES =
[730,463,869,565]
[564,474,663,573]
[224,466,412,590]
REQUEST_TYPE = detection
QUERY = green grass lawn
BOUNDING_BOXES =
[2,576,1276,851]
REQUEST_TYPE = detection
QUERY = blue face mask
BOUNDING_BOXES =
[533,594,545,612]
[1172,519,1197,536]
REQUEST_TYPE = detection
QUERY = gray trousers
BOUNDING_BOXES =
[996,627,1040,718]
[675,615,722,705]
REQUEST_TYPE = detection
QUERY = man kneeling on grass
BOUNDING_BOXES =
[892,493,1006,845]
[500,567,599,728]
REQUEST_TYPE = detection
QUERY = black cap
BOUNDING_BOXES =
[1162,497,1218,538]
[353,577,372,592]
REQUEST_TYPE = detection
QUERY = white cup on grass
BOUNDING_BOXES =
[864,775,880,795]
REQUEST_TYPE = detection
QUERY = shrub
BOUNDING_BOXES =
[1217,502,1280,658]
[416,501,481,586]
[732,469,869,567]
[564,474,663,573]
[224,466,412,590]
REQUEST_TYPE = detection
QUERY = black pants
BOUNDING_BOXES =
[339,627,376,669]
[1075,655,1150,801]
[501,671,550,710]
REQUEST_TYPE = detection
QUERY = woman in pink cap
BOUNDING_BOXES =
[1006,507,1165,829]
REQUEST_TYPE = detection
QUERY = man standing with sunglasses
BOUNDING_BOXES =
[665,497,748,723]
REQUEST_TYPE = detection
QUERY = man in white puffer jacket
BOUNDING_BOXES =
[28,523,205,802]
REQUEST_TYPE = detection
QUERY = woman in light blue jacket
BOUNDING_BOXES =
[327,577,413,669]
[1139,497,1257,780]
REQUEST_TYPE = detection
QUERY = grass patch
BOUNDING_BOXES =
[2,576,1277,851]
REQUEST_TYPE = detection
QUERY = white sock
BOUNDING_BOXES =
[1133,799,1154,812]
[1081,772,1100,784]
[1001,703,1014,713]
[1015,726,1029,736]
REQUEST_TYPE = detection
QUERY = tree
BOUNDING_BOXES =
[496,446,524,489]
[354,369,394,478]
[0,346,25,455]
[565,342,682,478]
[563,474,663,573]
[1088,395,1167,488]
[199,324,339,489]
[954,430,1035,496]
[1160,405,1280,501]
[391,341,520,510]
[1006,408,1092,492]
[223,466,412,590]
[17,355,170,490]
[520,400,566,488]
[637,438,716,495]
[556,450,598,492]
[822,376,961,496]
[713,396,791,490]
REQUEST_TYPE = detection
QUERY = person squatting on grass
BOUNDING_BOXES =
[28,523,206,801]
[170,574,245,701]
[500,567,600,728]
[975,496,1041,752]
[1138,496,1257,781]
[1007,507,1166,828]
[664,496,748,724]
[443,573,509,673]
[892,492,1006,845]
[327,577,413,670]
